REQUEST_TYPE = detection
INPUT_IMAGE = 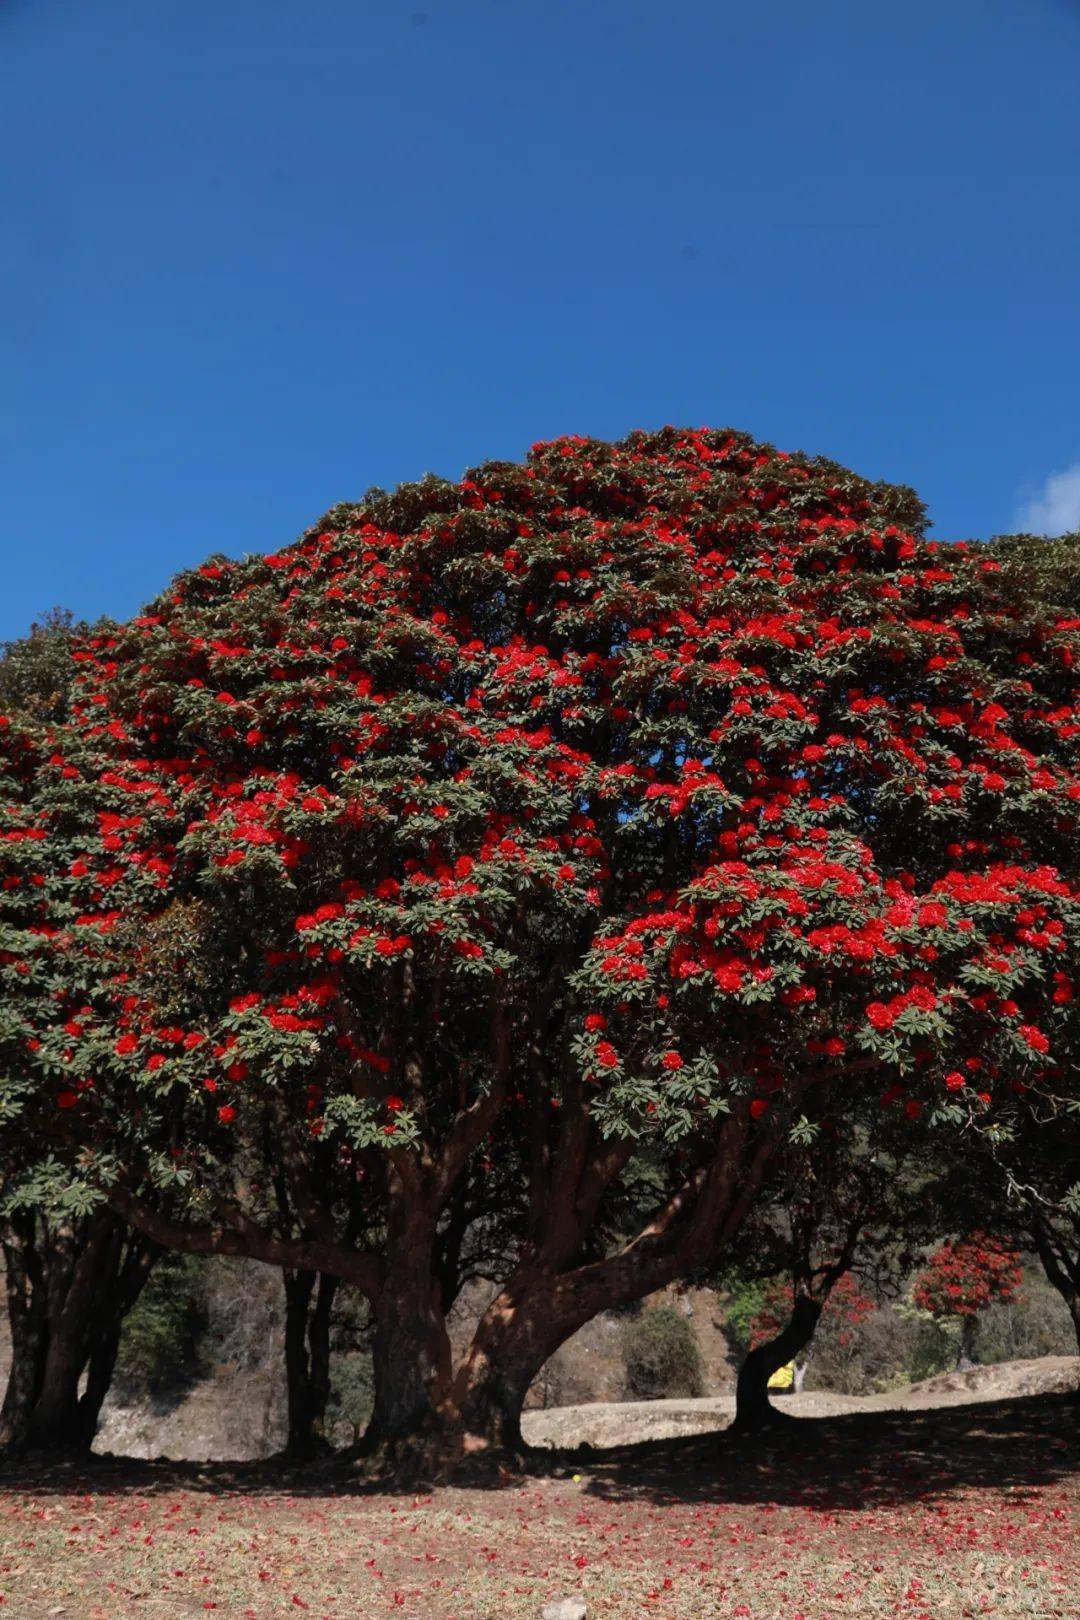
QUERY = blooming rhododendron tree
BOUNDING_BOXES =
[910,1066,1080,1363]
[912,1233,1023,1364]
[1,427,1076,1463]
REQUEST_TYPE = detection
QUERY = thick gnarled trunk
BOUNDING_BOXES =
[452,1283,558,1454]
[108,1091,775,1471]
[363,1260,456,1468]
[442,1119,772,1459]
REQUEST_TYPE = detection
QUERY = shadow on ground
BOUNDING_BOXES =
[1,1390,1077,1511]
[576,1390,1080,1509]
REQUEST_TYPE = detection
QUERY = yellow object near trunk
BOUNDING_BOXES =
[767,1360,795,1391]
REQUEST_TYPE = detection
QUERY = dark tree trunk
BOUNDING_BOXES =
[1030,1220,1080,1371]
[24,1332,85,1450]
[0,1310,45,1450]
[76,1323,123,1450]
[22,1216,118,1451]
[2,1212,156,1454]
[307,1272,336,1443]
[0,1216,48,1450]
[1041,1268,1080,1373]
[732,1293,822,1434]
[1040,1264,1080,1399]
[363,1266,455,1468]
[956,1313,978,1369]
[283,1269,316,1456]
[74,1229,156,1450]
[282,1269,338,1458]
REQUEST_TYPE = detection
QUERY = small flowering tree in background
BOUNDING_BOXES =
[912,1234,1024,1366]
[1,426,1076,1466]
[916,1085,1080,1365]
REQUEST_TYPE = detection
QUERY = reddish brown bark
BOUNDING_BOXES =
[108,1092,786,1468]
[451,1112,774,1454]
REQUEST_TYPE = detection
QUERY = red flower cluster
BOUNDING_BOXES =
[912,1234,1023,1319]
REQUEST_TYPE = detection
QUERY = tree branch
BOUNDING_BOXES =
[107,1189,384,1298]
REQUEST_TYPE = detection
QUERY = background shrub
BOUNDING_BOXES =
[324,1285,375,1445]
[326,1352,375,1445]
[718,1278,770,1360]
[113,1254,209,1400]
[201,1258,284,1371]
[802,1305,953,1394]
[621,1306,704,1400]
[971,1271,1075,1364]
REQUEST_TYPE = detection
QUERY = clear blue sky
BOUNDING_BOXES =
[3,0,1080,640]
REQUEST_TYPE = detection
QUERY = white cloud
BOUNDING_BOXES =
[1015,463,1080,536]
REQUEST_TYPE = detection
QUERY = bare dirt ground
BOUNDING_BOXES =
[522,1356,1080,1450]
[0,1361,1077,1620]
